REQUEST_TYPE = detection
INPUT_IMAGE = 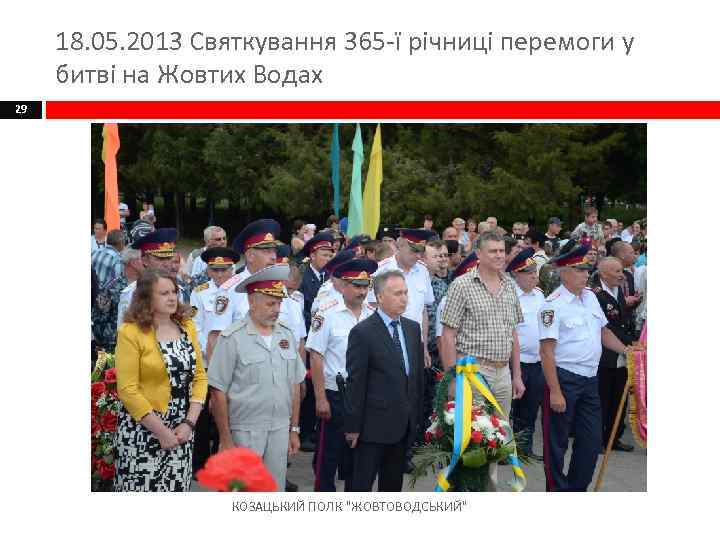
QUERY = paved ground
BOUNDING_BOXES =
[193,417,646,492]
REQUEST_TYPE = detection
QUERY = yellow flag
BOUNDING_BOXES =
[362,125,382,238]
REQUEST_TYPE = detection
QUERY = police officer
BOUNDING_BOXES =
[298,232,336,330]
[117,228,179,327]
[507,248,545,460]
[296,232,335,451]
[539,244,632,491]
[311,249,357,316]
[207,264,306,492]
[188,246,240,473]
[306,258,378,491]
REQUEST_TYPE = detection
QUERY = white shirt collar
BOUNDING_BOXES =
[600,279,618,300]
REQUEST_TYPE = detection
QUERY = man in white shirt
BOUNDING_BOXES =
[306,258,377,491]
[367,228,435,368]
[190,226,228,277]
[507,248,545,460]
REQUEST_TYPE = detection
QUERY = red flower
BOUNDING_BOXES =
[499,427,506,437]
[445,402,455,411]
[436,428,444,439]
[104,368,117,385]
[91,382,106,402]
[471,431,483,443]
[435,371,444,382]
[98,460,115,480]
[197,447,278,492]
[488,439,498,448]
[424,431,432,443]
[91,417,101,436]
[100,411,117,432]
[490,415,500,428]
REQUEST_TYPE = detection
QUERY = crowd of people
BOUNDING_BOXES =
[90,203,647,492]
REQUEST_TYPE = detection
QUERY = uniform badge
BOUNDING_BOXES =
[214,295,229,315]
[541,310,555,327]
[606,303,614,311]
[311,314,324,332]
[279,339,289,349]
[190,306,198,317]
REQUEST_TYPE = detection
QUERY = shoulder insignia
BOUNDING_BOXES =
[546,290,561,302]
[533,287,544,294]
[541,310,555,327]
[194,282,210,292]
[276,319,292,331]
[318,299,339,312]
[220,319,247,337]
[190,306,198,317]
[418,259,427,267]
[316,289,329,298]
[291,290,304,303]
[311,314,324,332]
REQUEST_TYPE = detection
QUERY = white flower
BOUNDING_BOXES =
[444,410,455,425]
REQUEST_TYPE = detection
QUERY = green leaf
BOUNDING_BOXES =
[462,448,487,468]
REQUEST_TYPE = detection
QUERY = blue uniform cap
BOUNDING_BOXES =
[232,219,282,254]
[506,247,537,273]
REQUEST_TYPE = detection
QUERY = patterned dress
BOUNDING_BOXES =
[114,330,197,492]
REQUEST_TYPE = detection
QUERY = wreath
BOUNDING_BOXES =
[410,366,531,492]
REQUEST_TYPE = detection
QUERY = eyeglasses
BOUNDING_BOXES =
[437,254,449,258]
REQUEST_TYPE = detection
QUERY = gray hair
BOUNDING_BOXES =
[473,230,505,250]
[120,247,141,265]
[203,225,224,243]
[373,270,405,297]
[598,256,623,273]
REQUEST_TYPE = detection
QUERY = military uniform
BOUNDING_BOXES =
[539,245,609,492]
[507,248,545,457]
[591,277,634,451]
[305,259,376,491]
[207,265,306,491]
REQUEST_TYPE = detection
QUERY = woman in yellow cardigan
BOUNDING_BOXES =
[114,268,208,491]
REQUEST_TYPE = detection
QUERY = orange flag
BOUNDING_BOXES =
[101,123,121,231]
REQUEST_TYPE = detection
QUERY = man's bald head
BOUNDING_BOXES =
[598,256,624,288]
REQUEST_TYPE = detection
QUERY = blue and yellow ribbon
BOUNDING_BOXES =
[434,356,526,492]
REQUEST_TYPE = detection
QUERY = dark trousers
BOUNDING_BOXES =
[542,368,601,492]
[192,395,217,474]
[313,390,354,491]
[598,366,628,447]
[351,432,408,492]
[511,362,545,454]
[299,361,317,444]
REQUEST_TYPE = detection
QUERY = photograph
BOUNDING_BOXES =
[90,123,647,493]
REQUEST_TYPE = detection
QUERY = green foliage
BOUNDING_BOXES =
[91,123,646,237]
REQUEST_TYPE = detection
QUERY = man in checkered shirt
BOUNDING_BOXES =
[91,229,125,287]
[440,230,526,489]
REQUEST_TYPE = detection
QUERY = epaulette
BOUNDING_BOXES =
[220,318,248,337]
[418,259,427,267]
[315,289,329,300]
[276,319,293,332]
[194,282,210,293]
[291,290,304,303]
[365,302,377,311]
[533,287,544,294]
[546,289,562,302]
[378,256,393,266]
[318,298,339,312]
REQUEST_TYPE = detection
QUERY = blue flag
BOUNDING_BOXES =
[331,124,340,216]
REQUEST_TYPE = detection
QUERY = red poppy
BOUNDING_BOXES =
[488,439,498,448]
[91,382,106,402]
[197,447,278,492]
[445,402,455,411]
[490,415,500,428]
[471,431,483,443]
[104,368,117,385]
[100,411,117,432]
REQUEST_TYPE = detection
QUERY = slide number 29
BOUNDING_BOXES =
[16,104,28,115]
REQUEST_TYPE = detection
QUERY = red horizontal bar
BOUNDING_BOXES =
[44,100,720,120]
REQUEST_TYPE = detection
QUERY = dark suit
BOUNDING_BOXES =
[592,281,634,447]
[298,264,324,331]
[345,312,424,491]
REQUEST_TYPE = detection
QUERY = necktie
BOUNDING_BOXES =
[390,320,408,375]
